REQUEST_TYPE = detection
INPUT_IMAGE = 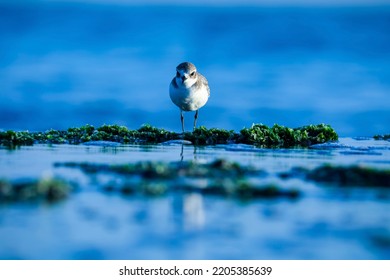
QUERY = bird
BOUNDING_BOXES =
[169,62,210,133]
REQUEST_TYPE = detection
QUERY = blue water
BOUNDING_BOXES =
[1,2,390,260]
[0,2,389,136]
[0,138,389,259]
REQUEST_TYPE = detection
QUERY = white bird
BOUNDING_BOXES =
[169,62,210,132]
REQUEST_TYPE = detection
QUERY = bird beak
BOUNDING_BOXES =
[181,73,191,83]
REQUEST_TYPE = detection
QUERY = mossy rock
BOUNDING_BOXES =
[0,178,71,203]
[136,124,179,143]
[0,123,338,148]
[183,126,239,145]
[373,134,390,141]
[0,130,35,146]
[307,165,390,187]
[56,159,299,200]
[239,123,338,148]
[299,123,339,145]
[57,158,254,179]
[66,124,95,143]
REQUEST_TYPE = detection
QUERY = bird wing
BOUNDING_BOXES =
[199,74,210,97]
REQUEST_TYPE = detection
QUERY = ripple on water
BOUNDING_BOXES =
[0,138,389,259]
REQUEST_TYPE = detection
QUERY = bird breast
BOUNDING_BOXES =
[169,82,209,112]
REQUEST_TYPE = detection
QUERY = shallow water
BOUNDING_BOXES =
[0,138,389,259]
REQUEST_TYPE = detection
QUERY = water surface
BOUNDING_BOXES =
[0,138,389,259]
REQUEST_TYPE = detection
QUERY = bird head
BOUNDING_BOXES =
[175,62,198,87]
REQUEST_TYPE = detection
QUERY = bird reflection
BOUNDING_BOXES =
[183,193,205,231]
[180,143,198,162]
[175,143,204,230]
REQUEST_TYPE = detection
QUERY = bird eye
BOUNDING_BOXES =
[190,71,196,77]
[176,71,180,78]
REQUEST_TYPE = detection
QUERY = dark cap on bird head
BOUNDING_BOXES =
[176,62,196,72]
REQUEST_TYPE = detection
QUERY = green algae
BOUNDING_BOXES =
[183,126,239,145]
[307,165,390,187]
[0,124,179,146]
[0,130,35,146]
[56,159,299,200]
[1,123,338,148]
[0,177,71,203]
[56,159,257,179]
[373,134,390,141]
[239,123,338,148]
[279,164,390,188]
[135,124,179,143]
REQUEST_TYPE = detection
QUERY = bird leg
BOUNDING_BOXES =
[180,110,185,133]
[193,110,199,131]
